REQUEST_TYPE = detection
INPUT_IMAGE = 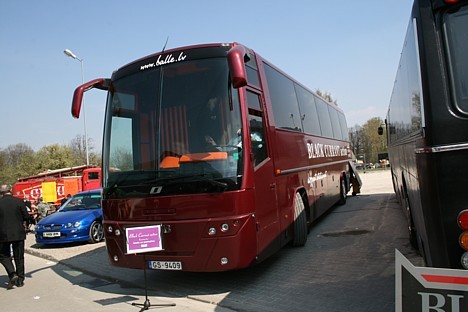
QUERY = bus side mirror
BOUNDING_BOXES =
[227,45,248,89]
[72,78,110,118]
[378,126,384,136]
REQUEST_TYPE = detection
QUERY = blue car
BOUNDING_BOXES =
[35,189,104,244]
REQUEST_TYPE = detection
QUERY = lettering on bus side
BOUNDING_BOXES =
[306,142,348,159]
[140,51,187,71]
[307,170,327,186]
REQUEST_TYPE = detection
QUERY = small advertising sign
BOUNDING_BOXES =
[396,249,468,312]
[125,225,163,254]
[42,181,58,203]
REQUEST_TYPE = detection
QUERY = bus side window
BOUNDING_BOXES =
[246,91,267,166]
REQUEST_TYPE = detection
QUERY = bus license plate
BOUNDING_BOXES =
[43,232,60,238]
[149,261,182,271]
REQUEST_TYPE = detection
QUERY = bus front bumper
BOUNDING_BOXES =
[103,213,258,272]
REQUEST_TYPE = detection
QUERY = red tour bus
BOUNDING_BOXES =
[71,43,358,272]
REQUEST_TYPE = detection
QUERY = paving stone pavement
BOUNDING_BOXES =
[19,170,421,312]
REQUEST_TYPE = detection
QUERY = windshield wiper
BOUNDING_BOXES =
[106,170,175,196]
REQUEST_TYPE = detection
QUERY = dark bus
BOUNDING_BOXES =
[381,0,468,269]
[70,42,358,272]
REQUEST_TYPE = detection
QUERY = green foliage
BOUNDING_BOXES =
[349,117,387,164]
[0,135,101,185]
[35,144,76,172]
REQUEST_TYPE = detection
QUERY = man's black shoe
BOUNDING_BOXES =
[7,275,18,290]
[16,280,24,287]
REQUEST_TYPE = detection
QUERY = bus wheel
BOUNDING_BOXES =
[89,221,104,243]
[292,192,308,247]
[403,190,418,250]
[338,177,347,205]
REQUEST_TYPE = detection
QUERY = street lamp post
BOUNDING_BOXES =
[64,49,89,166]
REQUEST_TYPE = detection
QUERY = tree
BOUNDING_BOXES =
[69,134,101,166]
[0,143,37,184]
[349,125,362,158]
[69,134,90,165]
[0,134,102,185]
[359,117,387,164]
[35,144,75,172]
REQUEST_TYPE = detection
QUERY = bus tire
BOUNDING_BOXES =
[403,187,418,250]
[292,192,308,247]
[338,177,347,205]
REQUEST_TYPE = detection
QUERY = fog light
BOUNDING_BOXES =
[107,226,113,233]
[221,257,228,265]
[115,229,121,236]
[459,232,468,250]
[113,255,119,262]
[461,252,468,269]
[221,223,229,232]
[208,227,216,236]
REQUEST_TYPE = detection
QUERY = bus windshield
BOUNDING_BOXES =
[103,57,243,197]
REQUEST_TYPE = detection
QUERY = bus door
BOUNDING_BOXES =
[245,90,280,259]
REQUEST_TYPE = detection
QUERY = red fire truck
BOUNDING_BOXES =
[13,165,101,206]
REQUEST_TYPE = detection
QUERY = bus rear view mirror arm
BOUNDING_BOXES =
[71,78,111,118]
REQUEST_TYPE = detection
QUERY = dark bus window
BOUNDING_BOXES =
[444,6,468,113]
[246,88,261,110]
[338,112,349,141]
[263,64,302,132]
[295,84,321,136]
[246,55,260,87]
[246,91,267,166]
[388,18,422,142]
[314,96,333,138]
[328,106,343,140]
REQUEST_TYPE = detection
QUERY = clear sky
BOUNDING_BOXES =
[0,0,413,151]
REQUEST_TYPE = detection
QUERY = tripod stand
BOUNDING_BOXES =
[131,258,176,311]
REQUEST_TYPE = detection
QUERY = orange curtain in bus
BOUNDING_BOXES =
[161,105,189,155]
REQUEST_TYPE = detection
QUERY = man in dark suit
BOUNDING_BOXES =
[0,184,30,289]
